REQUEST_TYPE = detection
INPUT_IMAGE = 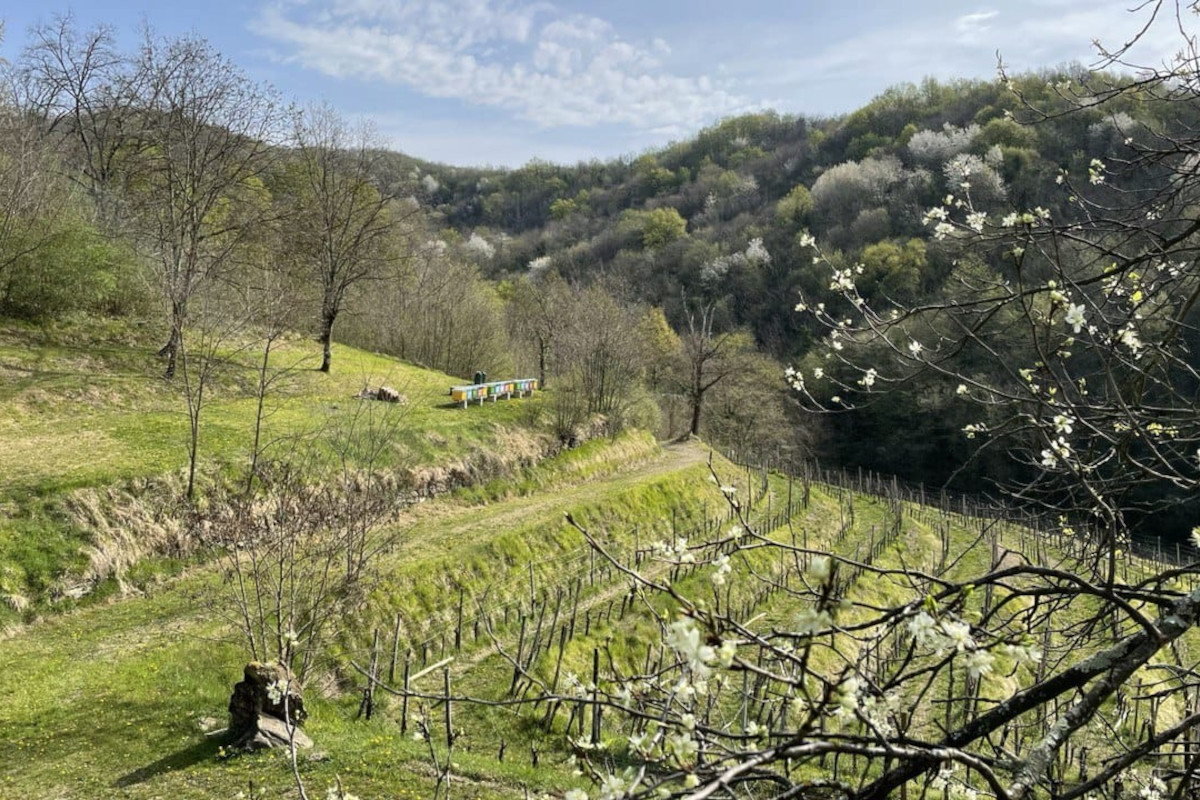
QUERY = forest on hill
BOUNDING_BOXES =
[402,70,1200,510]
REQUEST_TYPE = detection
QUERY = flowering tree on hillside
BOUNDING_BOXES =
[555,5,1200,800]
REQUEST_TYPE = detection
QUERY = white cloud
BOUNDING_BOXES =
[734,0,1187,106]
[955,10,998,36]
[254,0,751,130]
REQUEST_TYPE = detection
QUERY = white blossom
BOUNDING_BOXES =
[834,675,861,716]
[923,206,948,224]
[830,268,857,292]
[716,639,737,668]
[1041,437,1073,469]
[744,237,771,265]
[710,554,732,586]
[1064,303,1087,333]
[266,678,289,705]
[942,620,974,652]
[1118,325,1144,354]
[806,555,832,583]
[907,611,941,647]
[963,423,987,439]
[1002,643,1043,666]
[463,232,495,260]
[666,619,715,679]
[964,649,995,679]
[795,607,833,636]
[597,770,633,800]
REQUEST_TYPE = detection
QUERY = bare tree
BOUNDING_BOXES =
[676,303,747,436]
[177,287,254,502]
[559,284,648,416]
[351,232,512,378]
[507,270,571,388]
[17,14,146,222]
[205,398,408,682]
[126,30,284,378]
[288,103,401,373]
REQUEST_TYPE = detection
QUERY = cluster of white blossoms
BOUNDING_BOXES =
[999,207,1052,228]
[858,688,903,737]
[1117,324,1144,355]
[1040,437,1074,470]
[784,365,804,392]
[962,422,987,440]
[806,555,833,584]
[829,266,860,293]
[931,766,982,800]
[666,618,716,680]
[922,205,956,240]
[907,611,1041,678]
[827,675,903,738]
[665,729,700,766]
[593,769,638,800]
[463,231,495,260]
[1053,414,1075,436]
[1136,773,1168,800]
[795,607,834,636]
[710,553,732,586]
[266,677,289,705]
[527,254,553,274]
[653,538,695,564]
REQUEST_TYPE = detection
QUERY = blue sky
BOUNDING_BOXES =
[0,1,1189,167]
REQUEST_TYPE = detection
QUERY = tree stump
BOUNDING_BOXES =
[227,662,312,750]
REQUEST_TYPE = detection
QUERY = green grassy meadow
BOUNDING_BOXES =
[0,318,548,616]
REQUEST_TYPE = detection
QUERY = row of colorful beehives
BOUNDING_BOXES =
[449,378,538,407]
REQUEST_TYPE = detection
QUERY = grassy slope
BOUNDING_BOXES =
[0,318,544,613]
[6,427,1155,799]
[0,435,733,800]
[6,321,1180,798]
[0,444,987,800]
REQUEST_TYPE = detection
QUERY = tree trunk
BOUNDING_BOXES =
[689,392,703,436]
[318,310,335,373]
[158,320,182,380]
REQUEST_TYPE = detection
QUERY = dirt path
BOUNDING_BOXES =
[391,438,714,562]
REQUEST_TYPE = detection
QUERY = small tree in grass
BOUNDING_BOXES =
[205,398,408,681]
